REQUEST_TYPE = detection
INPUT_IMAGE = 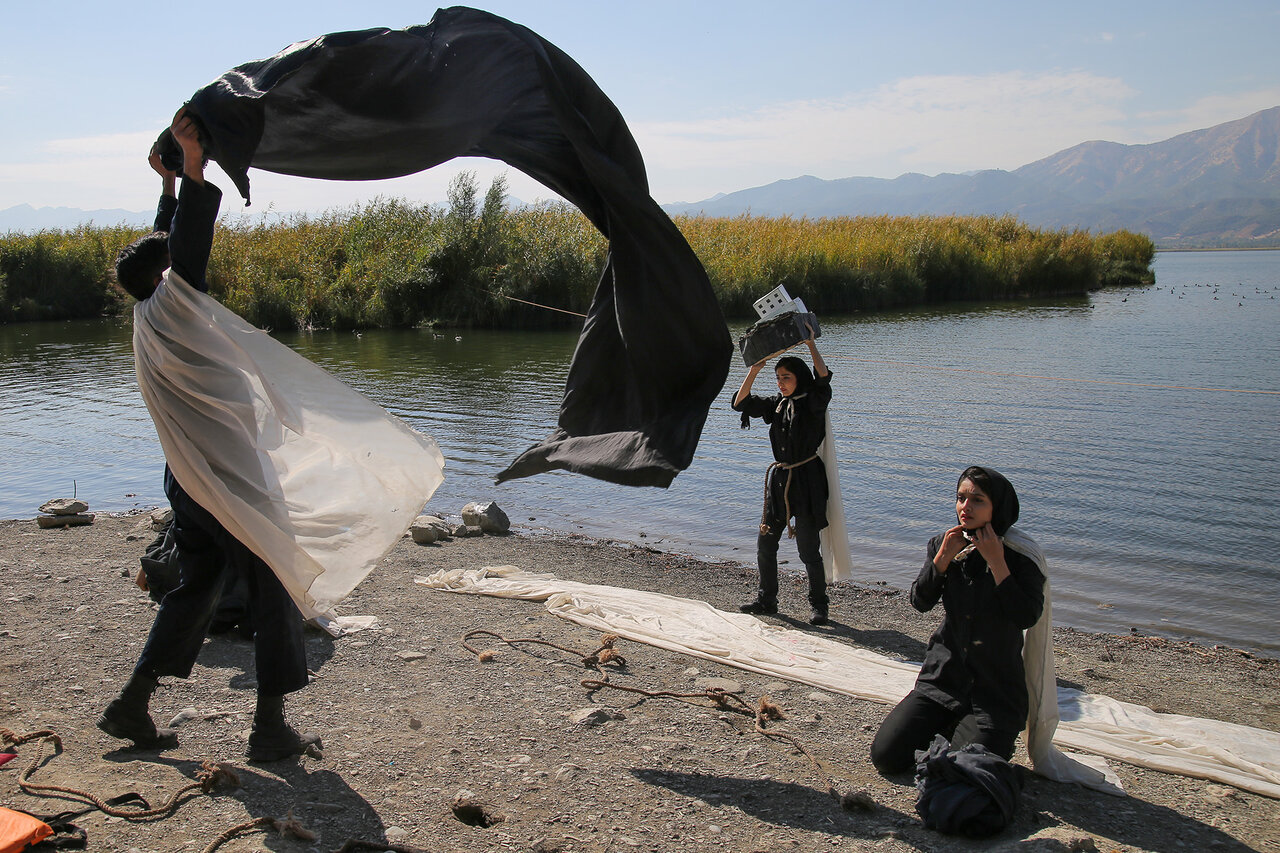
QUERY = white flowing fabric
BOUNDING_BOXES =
[416,565,1280,799]
[1004,527,1122,794]
[134,271,445,625]
[817,410,853,583]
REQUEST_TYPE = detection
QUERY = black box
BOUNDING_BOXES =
[737,311,820,366]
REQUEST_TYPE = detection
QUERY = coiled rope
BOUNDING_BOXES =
[0,728,235,821]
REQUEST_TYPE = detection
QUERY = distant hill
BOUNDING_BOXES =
[0,203,151,233]
[8,107,1279,247]
[663,106,1280,248]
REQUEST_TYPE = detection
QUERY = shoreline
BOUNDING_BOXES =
[11,509,1279,663]
[2,516,1277,851]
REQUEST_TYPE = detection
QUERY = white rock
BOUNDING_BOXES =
[40,498,88,515]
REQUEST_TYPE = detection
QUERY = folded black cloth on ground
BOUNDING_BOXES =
[913,734,1021,837]
[160,5,731,487]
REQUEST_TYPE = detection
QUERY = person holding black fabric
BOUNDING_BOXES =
[870,466,1045,774]
[100,107,319,762]
[731,334,833,625]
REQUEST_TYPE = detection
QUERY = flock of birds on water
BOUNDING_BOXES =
[1147,282,1274,306]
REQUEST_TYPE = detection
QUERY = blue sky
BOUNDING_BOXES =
[2,1,1278,215]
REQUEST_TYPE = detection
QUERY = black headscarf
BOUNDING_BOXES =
[774,355,815,392]
[957,466,1020,536]
[738,355,816,429]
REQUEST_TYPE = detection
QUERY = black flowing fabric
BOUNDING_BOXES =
[168,5,731,487]
[913,735,1021,837]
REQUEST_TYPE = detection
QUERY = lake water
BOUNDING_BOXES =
[2,250,1277,655]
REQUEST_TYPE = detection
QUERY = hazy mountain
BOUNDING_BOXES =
[663,106,1280,247]
[0,203,151,233]
[8,108,1279,246]
[0,196,533,234]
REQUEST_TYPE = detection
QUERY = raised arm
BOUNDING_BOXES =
[166,107,222,291]
[148,143,178,233]
[733,359,767,408]
[804,322,828,378]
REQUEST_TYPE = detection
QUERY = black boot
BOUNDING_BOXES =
[739,598,778,615]
[808,607,830,626]
[247,693,321,762]
[97,672,177,748]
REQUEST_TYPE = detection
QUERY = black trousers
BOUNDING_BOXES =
[133,469,309,696]
[870,690,1019,774]
[756,512,828,610]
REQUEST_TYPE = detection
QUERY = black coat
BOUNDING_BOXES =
[911,535,1045,733]
[733,372,832,527]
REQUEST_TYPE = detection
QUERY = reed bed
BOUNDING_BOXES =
[2,174,1154,328]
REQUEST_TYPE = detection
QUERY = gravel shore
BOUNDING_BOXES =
[1,514,1276,852]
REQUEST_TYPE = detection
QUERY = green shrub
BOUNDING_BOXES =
[1,191,1156,326]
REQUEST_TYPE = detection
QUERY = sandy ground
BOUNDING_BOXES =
[1,514,1277,852]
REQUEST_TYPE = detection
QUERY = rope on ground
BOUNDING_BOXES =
[461,628,626,674]
[0,727,237,821]
[458,632,875,812]
[200,813,316,853]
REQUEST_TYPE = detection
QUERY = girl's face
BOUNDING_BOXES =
[955,478,994,530]
[775,367,798,397]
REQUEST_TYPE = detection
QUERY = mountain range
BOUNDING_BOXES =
[5,107,1279,247]
[0,203,153,234]
[661,106,1280,248]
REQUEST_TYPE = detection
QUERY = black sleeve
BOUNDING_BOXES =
[153,194,177,234]
[732,392,778,422]
[807,370,833,413]
[168,176,222,292]
[992,547,1046,629]
[910,536,946,613]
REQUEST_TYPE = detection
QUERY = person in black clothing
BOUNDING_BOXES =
[870,466,1045,774]
[100,108,319,762]
[731,333,833,625]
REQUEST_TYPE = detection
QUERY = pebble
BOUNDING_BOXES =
[570,707,620,726]
[695,677,742,693]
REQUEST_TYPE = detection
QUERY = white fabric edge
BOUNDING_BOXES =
[818,410,853,583]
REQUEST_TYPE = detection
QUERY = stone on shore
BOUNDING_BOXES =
[37,513,94,528]
[409,515,453,545]
[39,498,89,516]
[461,501,510,534]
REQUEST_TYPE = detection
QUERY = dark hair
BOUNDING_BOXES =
[774,355,814,390]
[113,232,170,301]
[957,465,1020,535]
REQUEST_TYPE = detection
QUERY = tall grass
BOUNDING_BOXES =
[1,175,1154,329]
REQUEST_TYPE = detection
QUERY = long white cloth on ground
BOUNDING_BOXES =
[135,271,445,626]
[415,565,1280,799]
